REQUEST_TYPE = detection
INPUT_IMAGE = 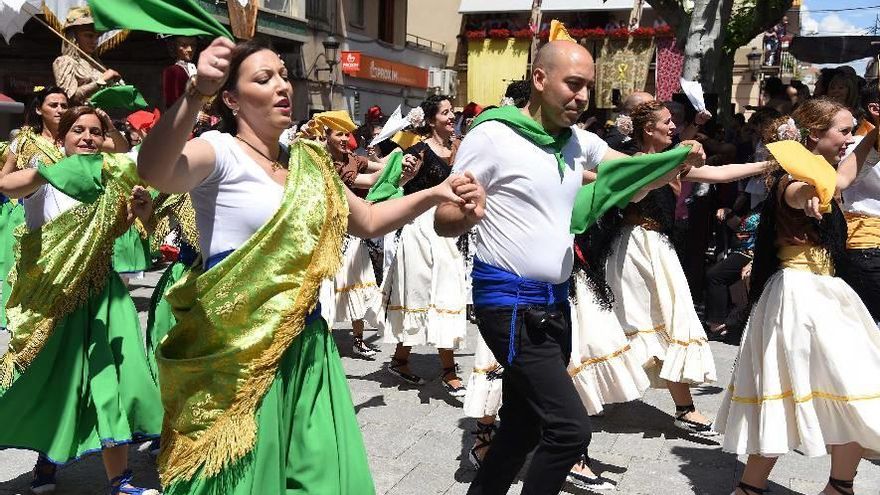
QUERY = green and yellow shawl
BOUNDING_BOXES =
[156,138,348,485]
[9,127,65,170]
[0,153,141,388]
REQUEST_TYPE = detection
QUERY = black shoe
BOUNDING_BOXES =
[674,404,718,437]
[440,365,467,398]
[468,422,496,470]
[352,337,378,359]
[387,359,424,385]
[566,455,615,491]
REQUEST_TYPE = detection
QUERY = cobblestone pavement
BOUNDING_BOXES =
[0,267,878,494]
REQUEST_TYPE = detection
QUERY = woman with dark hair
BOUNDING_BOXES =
[137,38,474,494]
[0,105,161,495]
[0,86,69,330]
[380,94,469,397]
[576,99,769,437]
[717,98,880,495]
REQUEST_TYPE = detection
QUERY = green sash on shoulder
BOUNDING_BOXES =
[570,146,692,233]
[0,153,140,388]
[157,138,349,486]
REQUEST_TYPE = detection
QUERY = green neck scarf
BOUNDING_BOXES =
[471,105,572,180]
[157,138,348,486]
[570,146,691,233]
[0,153,140,388]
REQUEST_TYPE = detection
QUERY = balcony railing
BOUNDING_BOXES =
[406,33,446,54]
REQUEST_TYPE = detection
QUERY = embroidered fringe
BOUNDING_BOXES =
[158,143,348,486]
[0,186,129,389]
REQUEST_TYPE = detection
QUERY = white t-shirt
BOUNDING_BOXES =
[843,135,880,217]
[191,131,285,259]
[452,121,609,284]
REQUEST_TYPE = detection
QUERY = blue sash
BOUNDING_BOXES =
[205,249,322,325]
[471,258,569,364]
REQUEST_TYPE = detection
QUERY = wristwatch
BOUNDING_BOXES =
[185,75,214,104]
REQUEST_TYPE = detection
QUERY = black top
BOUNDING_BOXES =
[402,141,453,195]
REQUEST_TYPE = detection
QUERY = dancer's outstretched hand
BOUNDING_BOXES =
[194,37,237,97]
[679,140,706,170]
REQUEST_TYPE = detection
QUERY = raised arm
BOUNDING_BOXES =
[837,128,878,191]
[346,174,471,238]
[682,161,770,184]
[137,37,235,193]
[0,168,47,198]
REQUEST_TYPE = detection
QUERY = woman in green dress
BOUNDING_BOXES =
[0,87,69,330]
[0,106,163,495]
[137,37,478,494]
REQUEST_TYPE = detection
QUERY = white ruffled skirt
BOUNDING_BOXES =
[463,333,503,418]
[331,236,381,326]
[567,274,651,415]
[606,225,716,386]
[716,268,880,458]
[380,207,467,349]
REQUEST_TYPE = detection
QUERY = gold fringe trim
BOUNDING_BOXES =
[0,173,130,389]
[471,363,502,375]
[568,344,633,377]
[624,324,708,347]
[335,281,376,293]
[387,304,465,315]
[728,385,880,404]
[158,142,347,486]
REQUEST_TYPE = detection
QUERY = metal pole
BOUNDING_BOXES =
[529,0,543,64]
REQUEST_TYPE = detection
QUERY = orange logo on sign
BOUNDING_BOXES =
[342,53,429,89]
[341,51,361,74]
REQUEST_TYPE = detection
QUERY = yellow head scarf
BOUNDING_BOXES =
[765,140,837,213]
[549,20,576,42]
[312,111,357,133]
[392,130,422,150]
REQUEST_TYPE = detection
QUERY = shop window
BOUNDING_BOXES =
[350,0,365,27]
[378,0,395,44]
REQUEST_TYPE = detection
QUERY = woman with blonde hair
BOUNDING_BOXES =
[717,97,880,495]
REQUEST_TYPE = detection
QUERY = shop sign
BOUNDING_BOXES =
[343,53,429,89]
[341,51,361,74]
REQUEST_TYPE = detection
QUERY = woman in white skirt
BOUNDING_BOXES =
[595,100,769,435]
[717,98,880,495]
[381,95,468,397]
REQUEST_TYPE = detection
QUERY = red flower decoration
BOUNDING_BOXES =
[630,27,655,38]
[466,30,487,40]
[654,25,674,37]
[539,29,550,40]
[488,28,511,39]
[512,28,532,39]
[582,27,607,39]
[609,27,631,39]
[568,27,585,38]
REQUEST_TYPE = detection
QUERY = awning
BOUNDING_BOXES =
[458,0,531,14]
[542,0,650,11]
[789,36,880,64]
[0,93,23,114]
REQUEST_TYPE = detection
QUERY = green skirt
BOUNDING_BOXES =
[0,273,163,463]
[164,319,375,495]
[0,201,24,328]
[146,261,188,381]
[113,225,151,274]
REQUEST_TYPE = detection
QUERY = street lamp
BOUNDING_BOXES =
[746,47,762,81]
[322,35,340,70]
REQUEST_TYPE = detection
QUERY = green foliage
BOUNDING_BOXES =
[723,0,792,53]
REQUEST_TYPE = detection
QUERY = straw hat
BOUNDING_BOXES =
[63,6,94,31]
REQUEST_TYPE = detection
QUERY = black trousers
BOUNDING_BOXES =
[467,304,591,495]
[704,252,751,323]
[837,248,880,322]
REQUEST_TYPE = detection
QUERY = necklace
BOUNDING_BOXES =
[429,135,452,150]
[235,135,286,171]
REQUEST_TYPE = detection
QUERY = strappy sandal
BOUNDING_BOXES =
[387,358,424,385]
[733,480,767,495]
[108,470,160,495]
[468,421,496,470]
[674,404,719,437]
[566,454,615,491]
[441,365,467,398]
[823,476,855,495]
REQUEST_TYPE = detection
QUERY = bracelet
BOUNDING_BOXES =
[185,75,215,104]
